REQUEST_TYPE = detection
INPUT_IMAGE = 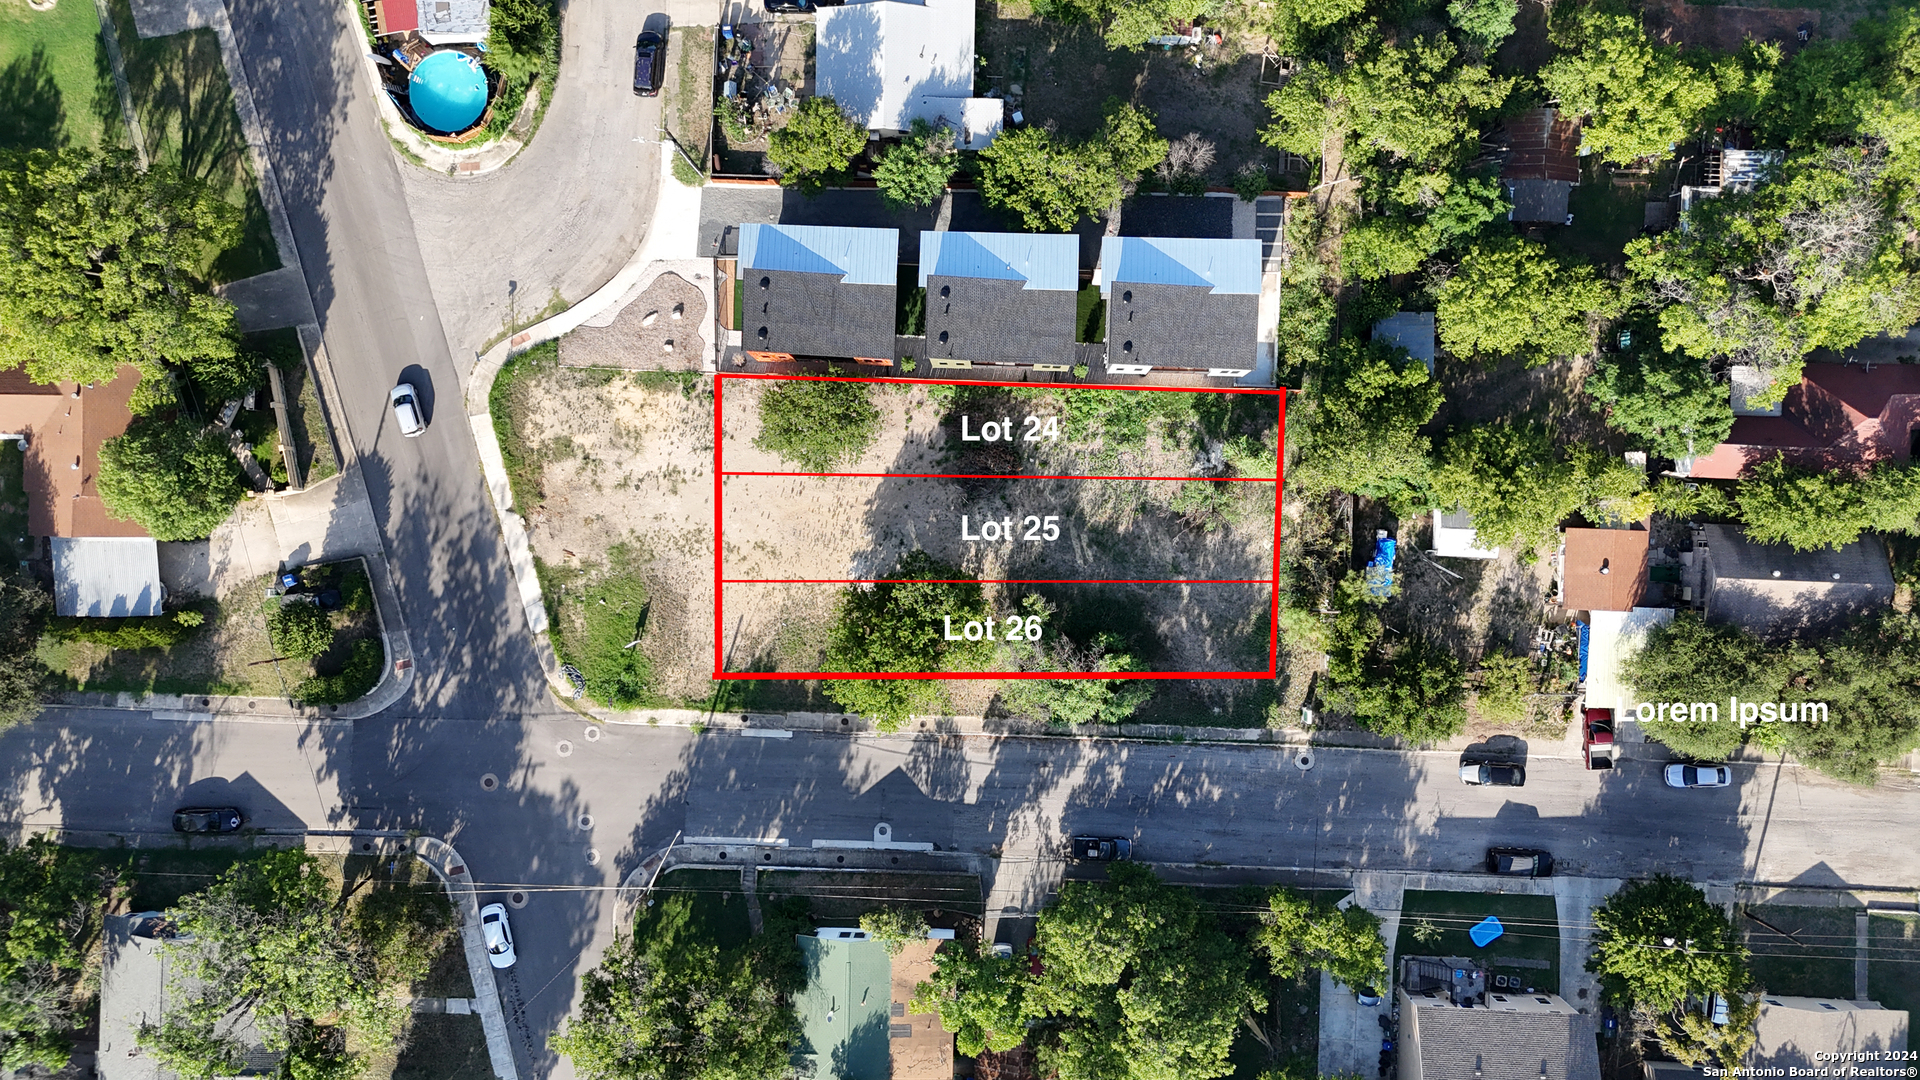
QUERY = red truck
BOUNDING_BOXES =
[1583,709,1616,770]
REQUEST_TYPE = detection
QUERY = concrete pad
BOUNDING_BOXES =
[214,266,318,332]
[1319,969,1387,1079]
[1553,876,1623,1009]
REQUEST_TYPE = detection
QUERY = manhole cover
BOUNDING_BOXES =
[556,740,574,757]
[577,813,594,831]
[480,773,499,792]
[585,849,602,866]
[583,726,603,743]
[507,891,529,909]
[1294,750,1315,772]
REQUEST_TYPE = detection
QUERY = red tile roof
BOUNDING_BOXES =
[1562,528,1650,613]
[1688,362,1920,479]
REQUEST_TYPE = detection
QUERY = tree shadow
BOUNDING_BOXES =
[0,45,66,151]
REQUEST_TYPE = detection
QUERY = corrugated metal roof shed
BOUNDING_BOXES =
[919,232,1077,291]
[904,95,1003,149]
[52,537,163,617]
[1375,311,1436,373]
[740,224,899,287]
[1098,237,1262,296]
[818,0,977,132]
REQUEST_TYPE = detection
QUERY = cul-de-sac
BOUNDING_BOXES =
[0,0,1917,1076]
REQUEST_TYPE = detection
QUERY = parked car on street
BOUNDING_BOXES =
[1460,762,1525,786]
[480,903,517,969]
[172,807,243,833]
[1070,835,1131,861]
[389,383,426,437]
[1582,709,1615,770]
[1664,763,1733,788]
[763,0,842,10]
[1486,847,1554,877]
[633,30,664,95]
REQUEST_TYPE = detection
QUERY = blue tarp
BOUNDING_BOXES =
[1469,916,1505,948]
[1576,619,1591,681]
[1365,536,1397,599]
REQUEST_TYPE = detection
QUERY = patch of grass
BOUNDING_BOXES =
[1740,905,1859,999]
[106,0,279,283]
[667,26,714,172]
[103,847,255,911]
[1868,913,1920,1015]
[1546,157,1665,265]
[637,868,753,952]
[755,870,982,925]
[0,440,31,568]
[246,329,338,484]
[546,543,657,708]
[0,0,121,151]
[1076,283,1105,343]
[391,1014,488,1080]
[1393,890,1561,991]
[897,263,925,336]
[490,340,562,511]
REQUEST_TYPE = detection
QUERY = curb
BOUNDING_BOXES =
[412,836,522,1080]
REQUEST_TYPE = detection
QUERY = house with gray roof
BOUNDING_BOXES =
[1396,959,1601,1080]
[815,0,1003,148]
[1746,995,1907,1072]
[1096,237,1263,378]
[738,224,900,363]
[1696,524,1894,639]
[99,913,278,1080]
[920,231,1078,371]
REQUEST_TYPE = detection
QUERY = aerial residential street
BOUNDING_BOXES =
[8,710,1919,1076]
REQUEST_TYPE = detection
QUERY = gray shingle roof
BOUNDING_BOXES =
[743,270,897,360]
[925,276,1075,366]
[1405,1000,1602,1080]
[1509,179,1573,223]
[1700,524,1894,638]
[1105,281,1257,371]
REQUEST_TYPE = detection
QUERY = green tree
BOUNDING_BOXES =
[1102,0,1211,50]
[1433,423,1650,555]
[1541,11,1722,164]
[1449,0,1519,50]
[0,838,108,1070]
[751,378,881,471]
[1342,177,1509,280]
[1097,98,1170,181]
[553,896,798,1080]
[976,101,1165,231]
[141,851,400,1080]
[0,149,240,393]
[1765,613,1920,783]
[997,631,1152,724]
[1326,604,1468,741]
[484,0,558,82]
[1735,458,1920,551]
[95,415,246,541]
[1024,863,1263,1080]
[1436,236,1621,365]
[1263,34,1512,167]
[1253,889,1388,991]
[1473,654,1533,727]
[1289,338,1442,507]
[912,941,1029,1056]
[873,119,958,210]
[1587,346,1735,461]
[858,907,930,956]
[0,577,50,731]
[184,346,262,406]
[821,552,993,729]
[1621,613,1781,761]
[767,97,868,196]
[1588,875,1749,1012]
[267,601,334,662]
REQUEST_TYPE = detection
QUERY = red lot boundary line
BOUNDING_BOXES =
[722,470,1271,482]
[722,578,1272,584]
[712,372,1287,681]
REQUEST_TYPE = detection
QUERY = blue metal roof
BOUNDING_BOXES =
[919,231,1078,291]
[738,224,899,286]
[1098,236,1262,297]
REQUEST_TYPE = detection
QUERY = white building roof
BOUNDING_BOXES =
[817,0,980,134]
[1432,507,1498,560]
[1586,606,1674,716]
[51,536,163,617]
[904,94,1002,149]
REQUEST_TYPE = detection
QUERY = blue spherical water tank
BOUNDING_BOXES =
[408,50,488,134]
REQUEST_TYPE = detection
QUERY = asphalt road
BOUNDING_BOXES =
[224,0,556,719]
[16,711,1916,1078]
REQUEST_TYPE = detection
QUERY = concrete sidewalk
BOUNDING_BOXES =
[413,836,521,1080]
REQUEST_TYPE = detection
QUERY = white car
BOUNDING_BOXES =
[1664,763,1733,788]
[390,383,426,437]
[479,902,516,969]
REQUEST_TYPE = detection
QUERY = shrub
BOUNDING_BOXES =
[292,638,384,705]
[752,379,882,471]
[767,97,867,195]
[96,415,247,541]
[671,154,705,187]
[47,611,201,650]
[267,600,335,662]
[859,907,930,955]
[1233,162,1272,201]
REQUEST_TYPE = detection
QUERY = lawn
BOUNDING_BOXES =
[105,0,279,283]
[1868,913,1920,1016]
[667,26,715,173]
[540,543,657,708]
[637,868,754,952]
[104,846,257,911]
[756,869,983,925]
[1076,283,1105,344]
[0,0,123,151]
[0,440,31,570]
[1741,904,1860,999]
[1394,890,1562,993]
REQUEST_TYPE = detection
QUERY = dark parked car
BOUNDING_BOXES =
[633,30,664,96]
[173,807,244,833]
[1486,847,1553,877]
[1459,762,1526,787]
[1070,835,1131,861]
[763,0,843,11]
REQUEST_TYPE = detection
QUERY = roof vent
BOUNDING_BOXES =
[1598,558,1610,575]
[1122,289,1132,303]
[1832,572,1841,580]
[757,327,768,340]
[1122,341,1132,353]
[1771,569,1782,578]
[940,285,950,298]
[938,331,949,344]
[760,276,770,290]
